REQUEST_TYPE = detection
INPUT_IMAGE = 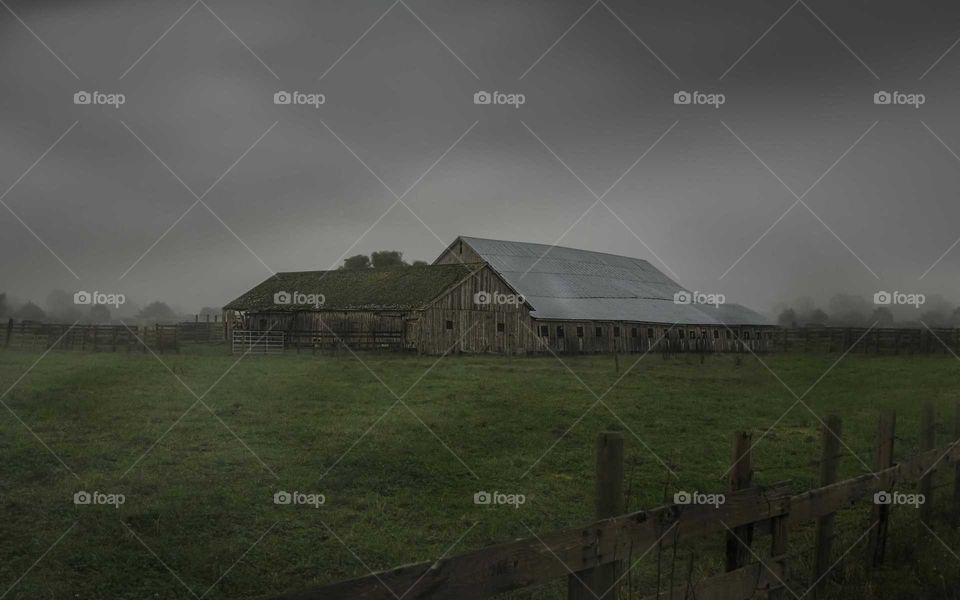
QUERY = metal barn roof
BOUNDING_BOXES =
[455,236,771,326]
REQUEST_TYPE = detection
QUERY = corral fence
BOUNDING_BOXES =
[177,318,226,343]
[230,329,404,355]
[272,403,960,599]
[232,330,285,355]
[3,319,180,353]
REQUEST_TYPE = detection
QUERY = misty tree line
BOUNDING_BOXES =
[0,251,422,324]
[339,250,427,270]
[776,293,960,328]
[0,291,221,325]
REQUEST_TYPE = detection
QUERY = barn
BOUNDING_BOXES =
[223,236,773,354]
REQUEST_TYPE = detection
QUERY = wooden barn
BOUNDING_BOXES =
[223,236,774,354]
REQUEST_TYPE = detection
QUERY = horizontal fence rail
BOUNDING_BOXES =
[3,320,180,353]
[272,402,960,600]
[232,330,284,354]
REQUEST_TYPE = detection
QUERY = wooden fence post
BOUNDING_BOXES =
[868,410,896,568]
[568,431,624,600]
[919,403,935,524]
[812,415,842,598]
[725,431,753,571]
[5,318,12,348]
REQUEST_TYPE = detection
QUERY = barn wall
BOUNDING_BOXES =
[415,265,535,354]
[434,240,482,265]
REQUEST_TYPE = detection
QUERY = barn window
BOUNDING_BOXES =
[743,330,751,340]
[538,325,549,337]
[631,327,637,338]
[713,330,720,339]
[497,322,504,333]
[688,330,696,339]
[556,325,564,338]
[726,330,732,339]
[445,320,453,330]
[576,326,584,338]
[613,326,621,338]
[646,328,654,338]
[678,330,685,339]
[595,326,603,337]
[700,329,707,338]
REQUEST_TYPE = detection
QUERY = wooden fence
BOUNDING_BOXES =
[773,327,960,355]
[271,403,960,599]
[3,319,180,353]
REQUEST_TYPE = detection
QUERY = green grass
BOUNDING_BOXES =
[1,347,959,599]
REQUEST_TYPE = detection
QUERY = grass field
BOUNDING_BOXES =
[1,346,959,599]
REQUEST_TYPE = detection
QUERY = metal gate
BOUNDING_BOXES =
[232,330,284,354]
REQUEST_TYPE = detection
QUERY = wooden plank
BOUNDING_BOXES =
[812,415,842,598]
[867,410,895,567]
[955,401,960,527]
[642,559,787,600]
[768,514,789,599]
[569,432,624,600]
[271,483,791,600]
[726,431,754,572]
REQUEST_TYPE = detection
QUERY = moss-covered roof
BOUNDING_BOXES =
[224,264,480,312]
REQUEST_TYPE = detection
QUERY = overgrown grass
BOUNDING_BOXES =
[1,347,958,599]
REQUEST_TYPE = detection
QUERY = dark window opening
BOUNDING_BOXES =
[678,330,685,339]
[496,322,505,333]
[631,327,638,338]
[595,326,603,337]
[538,325,549,337]
[713,330,720,339]
[744,330,751,340]
[614,326,621,338]
[445,320,453,330]
[557,325,564,338]
[647,328,654,338]
[726,330,732,339]
[701,329,707,339]
[577,326,584,338]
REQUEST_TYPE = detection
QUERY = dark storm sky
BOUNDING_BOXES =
[1,0,959,313]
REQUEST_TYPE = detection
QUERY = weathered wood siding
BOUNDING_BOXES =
[414,265,535,355]
[434,240,483,265]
